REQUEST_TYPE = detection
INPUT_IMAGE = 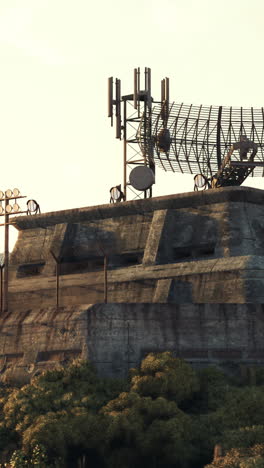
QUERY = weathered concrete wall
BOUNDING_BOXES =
[82,303,264,377]
[2,187,264,385]
[1,303,264,383]
[0,306,88,384]
[7,255,264,308]
[6,186,264,307]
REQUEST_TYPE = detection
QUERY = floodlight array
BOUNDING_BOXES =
[0,188,20,200]
[0,190,40,217]
[0,188,22,215]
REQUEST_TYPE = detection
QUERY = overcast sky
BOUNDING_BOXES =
[0,0,264,249]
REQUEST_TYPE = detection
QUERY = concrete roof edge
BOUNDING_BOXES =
[11,186,264,230]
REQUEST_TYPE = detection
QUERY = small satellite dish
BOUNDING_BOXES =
[129,166,155,191]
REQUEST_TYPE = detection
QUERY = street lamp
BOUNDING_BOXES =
[0,189,40,312]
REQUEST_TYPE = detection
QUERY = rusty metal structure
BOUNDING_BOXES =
[149,104,264,189]
[108,68,264,198]
[148,104,264,176]
[108,68,156,200]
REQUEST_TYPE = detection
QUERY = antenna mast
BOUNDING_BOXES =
[108,67,155,201]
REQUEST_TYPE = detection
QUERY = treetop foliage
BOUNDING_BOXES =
[129,352,199,403]
[205,444,264,468]
[0,354,263,468]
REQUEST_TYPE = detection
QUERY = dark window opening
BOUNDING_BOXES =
[173,244,215,262]
[60,257,104,275]
[0,353,23,363]
[110,252,143,268]
[60,252,143,275]
[173,248,192,261]
[37,349,81,362]
[17,262,45,278]
[195,246,215,257]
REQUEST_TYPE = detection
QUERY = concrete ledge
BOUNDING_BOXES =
[0,303,264,383]
[12,186,264,230]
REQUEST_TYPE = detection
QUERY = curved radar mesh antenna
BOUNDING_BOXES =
[138,103,264,179]
[129,166,155,191]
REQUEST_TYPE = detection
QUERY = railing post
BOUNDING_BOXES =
[104,255,108,304]
[3,199,9,312]
[50,250,60,309]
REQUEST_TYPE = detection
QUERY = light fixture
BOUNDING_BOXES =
[194,174,206,188]
[194,174,208,191]
[27,199,39,214]
[13,188,20,197]
[0,187,30,314]
[13,203,20,213]
[110,186,121,201]
[5,205,12,213]
[109,185,124,203]
[5,189,12,198]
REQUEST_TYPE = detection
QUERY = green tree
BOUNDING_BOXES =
[9,448,29,468]
[3,359,126,434]
[193,367,231,413]
[21,410,107,467]
[101,353,199,468]
[3,356,264,468]
[2,358,126,467]
[205,444,264,468]
[129,352,199,404]
[214,387,264,432]
[102,394,194,468]
[221,426,264,452]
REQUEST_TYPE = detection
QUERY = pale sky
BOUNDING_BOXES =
[0,0,264,249]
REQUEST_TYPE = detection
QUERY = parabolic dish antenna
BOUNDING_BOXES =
[129,166,155,191]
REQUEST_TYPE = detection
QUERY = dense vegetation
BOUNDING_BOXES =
[0,353,263,467]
